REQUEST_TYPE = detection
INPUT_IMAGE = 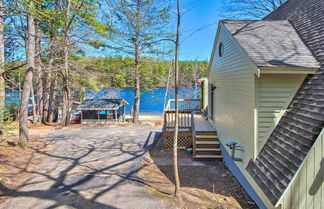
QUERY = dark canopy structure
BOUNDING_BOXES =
[76,99,128,124]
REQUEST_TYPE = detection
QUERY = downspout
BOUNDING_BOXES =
[256,68,261,78]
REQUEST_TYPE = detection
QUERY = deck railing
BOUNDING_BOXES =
[163,98,202,131]
[162,99,200,150]
[163,110,193,132]
[165,99,202,111]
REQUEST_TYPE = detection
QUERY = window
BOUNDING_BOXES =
[218,42,224,57]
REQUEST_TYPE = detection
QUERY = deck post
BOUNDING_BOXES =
[191,111,196,156]
[114,110,117,122]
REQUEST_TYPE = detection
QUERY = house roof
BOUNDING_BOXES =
[246,0,324,206]
[76,99,128,111]
[222,19,320,69]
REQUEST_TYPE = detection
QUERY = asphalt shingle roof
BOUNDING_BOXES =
[76,99,127,110]
[246,0,324,206]
[222,19,320,69]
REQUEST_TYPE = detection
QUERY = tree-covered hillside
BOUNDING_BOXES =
[5,57,208,92]
[71,57,208,90]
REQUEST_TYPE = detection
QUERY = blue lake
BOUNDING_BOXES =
[6,88,200,115]
[85,88,200,114]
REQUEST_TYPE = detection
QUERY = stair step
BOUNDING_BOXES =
[196,135,217,139]
[196,141,220,145]
[195,148,221,151]
[196,131,217,135]
[193,154,223,159]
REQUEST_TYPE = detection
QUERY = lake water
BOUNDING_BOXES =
[6,88,200,115]
[85,88,200,114]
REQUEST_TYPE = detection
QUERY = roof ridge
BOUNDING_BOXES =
[263,0,294,20]
[286,19,322,64]
[221,19,257,21]
[222,19,289,22]
[221,19,319,69]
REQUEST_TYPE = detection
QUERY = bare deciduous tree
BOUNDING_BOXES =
[173,0,181,199]
[226,0,285,18]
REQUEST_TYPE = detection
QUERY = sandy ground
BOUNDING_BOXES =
[0,124,178,209]
[126,114,163,125]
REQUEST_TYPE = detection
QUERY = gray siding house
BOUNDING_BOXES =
[207,0,324,208]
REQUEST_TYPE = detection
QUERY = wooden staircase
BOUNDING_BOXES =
[193,131,222,160]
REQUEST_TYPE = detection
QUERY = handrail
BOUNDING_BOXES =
[163,109,192,131]
[165,99,202,111]
[163,98,201,135]
[164,110,192,113]
[168,99,202,102]
[191,111,196,156]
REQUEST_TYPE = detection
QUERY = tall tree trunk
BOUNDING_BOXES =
[31,84,37,124]
[61,70,70,125]
[0,0,4,141]
[61,47,70,126]
[173,0,181,198]
[61,0,71,126]
[132,0,140,124]
[133,54,140,123]
[43,56,53,123]
[19,0,36,147]
[48,73,58,123]
[44,0,59,123]
[35,19,43,123]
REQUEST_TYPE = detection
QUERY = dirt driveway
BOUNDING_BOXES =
[1,125,177,209]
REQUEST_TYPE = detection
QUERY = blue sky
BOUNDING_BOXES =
[6,1,262,62]
[178,1,224,61]
[10,1,249,62]
[84,1,233,61]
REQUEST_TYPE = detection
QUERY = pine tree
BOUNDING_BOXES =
[104,0,171,123]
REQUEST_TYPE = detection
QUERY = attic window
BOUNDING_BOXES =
[218,42,224,57]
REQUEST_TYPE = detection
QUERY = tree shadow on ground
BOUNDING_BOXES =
[0,128,161,209]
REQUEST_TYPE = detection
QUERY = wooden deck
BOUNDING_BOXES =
[162,112,215,133]
[161,99,222,160]
[194,114,215,132]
